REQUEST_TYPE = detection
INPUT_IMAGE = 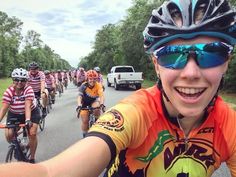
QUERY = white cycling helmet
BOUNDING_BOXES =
[11,68,29,79]
[94,67,100,72]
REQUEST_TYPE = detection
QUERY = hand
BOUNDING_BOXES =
[25,119,32,128]
[100,104,106,112]
[76,106,82,119]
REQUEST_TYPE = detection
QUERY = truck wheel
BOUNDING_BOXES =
[135,83,141,90]
[114,81,120,90]
[107,79,111,87]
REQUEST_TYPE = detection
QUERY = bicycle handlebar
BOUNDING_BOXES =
[0,123,26,129]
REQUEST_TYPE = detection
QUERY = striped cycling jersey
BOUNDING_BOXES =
[89,86,236,177]
[45,75,55,89]
[97,74,103,84]
[77,71,86,83]
[28,71,45,92]
[2,85,36,114]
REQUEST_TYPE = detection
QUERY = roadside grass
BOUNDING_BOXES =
[0,78,12,102]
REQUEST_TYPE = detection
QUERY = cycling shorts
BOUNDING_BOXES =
[80,98,100,116]
[7,107,41,124]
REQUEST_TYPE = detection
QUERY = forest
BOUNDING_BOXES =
[0,0,236,92]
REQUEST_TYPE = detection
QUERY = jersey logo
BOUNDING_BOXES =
[137,130,173,162]
[95,109,124,131]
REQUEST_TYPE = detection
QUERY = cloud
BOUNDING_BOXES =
[1,0,132,67]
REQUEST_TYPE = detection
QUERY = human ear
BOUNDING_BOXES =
[152,55,160,76]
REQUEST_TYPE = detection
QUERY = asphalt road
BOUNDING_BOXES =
[0,82,232,177]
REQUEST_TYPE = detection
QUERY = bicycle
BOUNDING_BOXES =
[0,119,30,163]
[57,82,63,97]
[36,97,45,131]
[77,105,106,128]
[46,92,53,114]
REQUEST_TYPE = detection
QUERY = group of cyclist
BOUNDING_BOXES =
[0,62,105,163]
[0,62,73,163]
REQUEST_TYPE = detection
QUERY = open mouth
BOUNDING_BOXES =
[175,87,206,99]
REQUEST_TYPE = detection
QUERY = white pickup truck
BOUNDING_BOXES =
[107,65,143,90]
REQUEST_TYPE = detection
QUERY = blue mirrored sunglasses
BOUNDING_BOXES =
[153,42,234,69]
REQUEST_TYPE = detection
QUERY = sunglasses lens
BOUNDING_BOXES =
[154,42,232,69]
[197,52,228,68]
[13,78,27,82]
[158,53,188,69]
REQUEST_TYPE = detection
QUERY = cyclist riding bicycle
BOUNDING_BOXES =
[0,68,41,164]
[28,62,48,118]
[1,0,236,176]
[76,67,87,87]
[44,70,56,104]
[76,69,105,138]
[94,66,105,90]
[63,70,69,89]
[56,70,64,94]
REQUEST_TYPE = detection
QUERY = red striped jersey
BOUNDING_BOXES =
[45,74,55,89]
[28,71,45,92]
[2,85,36,114]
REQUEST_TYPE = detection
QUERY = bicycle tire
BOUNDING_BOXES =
[23,145,31,161]
[5,145,17,162]
[39,117,45,131]
[89,114,96,128]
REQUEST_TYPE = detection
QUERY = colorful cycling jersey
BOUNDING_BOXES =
[89,85,236,177]
[28,71,45,92]
[78,82,103,103]
[2,85,36,114]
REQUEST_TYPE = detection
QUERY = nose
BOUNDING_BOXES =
[179,55,201,80]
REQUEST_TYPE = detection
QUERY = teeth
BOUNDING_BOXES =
[176,87,204,94]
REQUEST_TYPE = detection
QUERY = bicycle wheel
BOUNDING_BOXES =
[5,145,17,162]
[89,114,96,128]
[39,117,45,131]
[23,145,31,161]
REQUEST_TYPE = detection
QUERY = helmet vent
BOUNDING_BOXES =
[167,3,182,27]
[158,8,163,16]
[148,27,168,37]
[151,16,160,24]
[194,0,208,24]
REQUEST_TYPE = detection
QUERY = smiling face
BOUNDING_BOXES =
[13,78,27,90]
[153,36,230,118]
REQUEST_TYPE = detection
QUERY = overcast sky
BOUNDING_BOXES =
[1,0,132,67]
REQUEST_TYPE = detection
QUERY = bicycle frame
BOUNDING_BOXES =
[0,121,30,162]
[78,106,100,128]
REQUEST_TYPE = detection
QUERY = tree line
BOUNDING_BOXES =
[79,0,236,92]
[0,0,236,92]
[0,11,71,78]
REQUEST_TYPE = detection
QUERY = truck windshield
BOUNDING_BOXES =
[115,67,133,72]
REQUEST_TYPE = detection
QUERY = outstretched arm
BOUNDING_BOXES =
[0,136,111,177]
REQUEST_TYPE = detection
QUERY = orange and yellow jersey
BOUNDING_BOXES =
[88,85,236,177]
[78,82,103,103]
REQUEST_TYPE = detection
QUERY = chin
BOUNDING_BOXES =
[178,107,205,118]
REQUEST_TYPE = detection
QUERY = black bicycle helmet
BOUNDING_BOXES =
[28,62,39,69]
[143,0,236,53]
